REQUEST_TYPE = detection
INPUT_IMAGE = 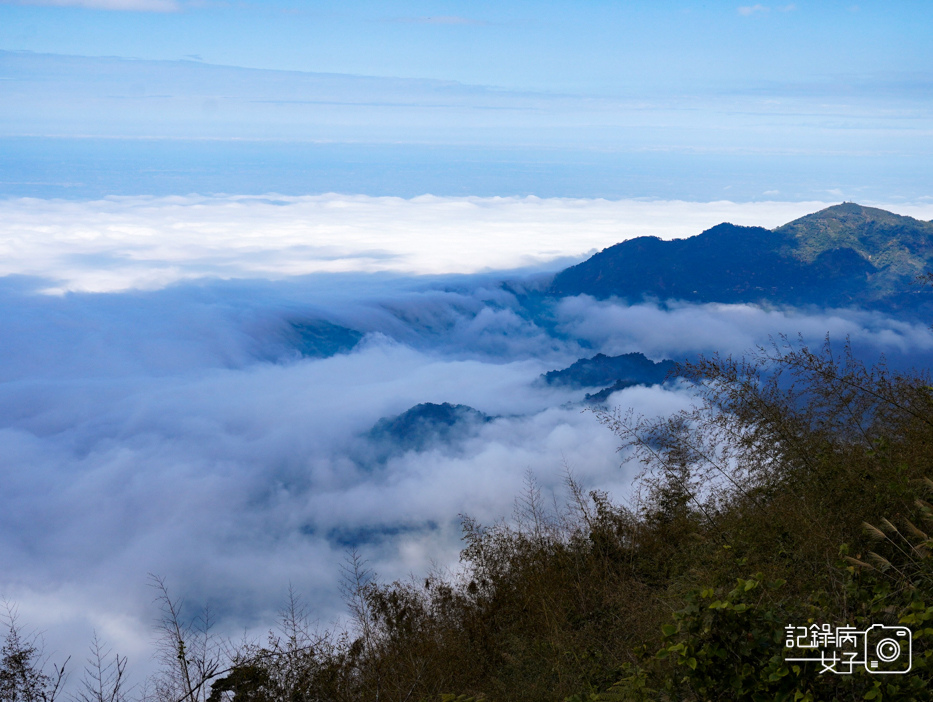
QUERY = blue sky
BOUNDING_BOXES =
[3,1,932,93]
[1,0,931,199]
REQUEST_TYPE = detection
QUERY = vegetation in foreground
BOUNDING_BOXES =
[4,338,933,702]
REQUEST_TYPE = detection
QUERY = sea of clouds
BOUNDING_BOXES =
[2,194,932,686]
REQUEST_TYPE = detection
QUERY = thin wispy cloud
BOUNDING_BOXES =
[2,0,180,10]
[738,4,770,16]
[387,15,487,26]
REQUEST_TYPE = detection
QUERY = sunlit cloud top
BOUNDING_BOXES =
[0,195,872,293]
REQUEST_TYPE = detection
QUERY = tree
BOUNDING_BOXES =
[0,603,67,702]
[147,576,220,702]
[74,632,127,702]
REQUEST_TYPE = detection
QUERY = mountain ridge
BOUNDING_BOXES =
[540,352,678,390]
[365,402,492,461]
[548,203,933,314]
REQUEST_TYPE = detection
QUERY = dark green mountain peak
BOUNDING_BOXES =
[286,318,363,358]
[775,203,933,287]
[367,402,491,457]
[548,203,933,313]
[541,352,677,390]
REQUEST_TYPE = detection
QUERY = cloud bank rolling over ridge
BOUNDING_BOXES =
[1,194,906,292]
[2,195,933,687]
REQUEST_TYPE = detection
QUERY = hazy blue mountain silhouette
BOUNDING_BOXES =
[286,319,363,357]
[549,203,933,313]
[366,402,492,461]
[541,352,677,389]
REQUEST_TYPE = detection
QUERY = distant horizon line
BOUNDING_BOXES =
[3,192,933,209]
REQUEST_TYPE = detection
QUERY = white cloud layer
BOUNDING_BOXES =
[5,194,925,293]
[556,297,933,358]
[2,195,933,689]
[0,309,640,683]
[2,276,931,687]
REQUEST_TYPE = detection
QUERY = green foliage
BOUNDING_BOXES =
[595,516,933,702]
[651,575,796,700]
[206,665,273,702]
[775,203,933,285]
[202,338,933,701]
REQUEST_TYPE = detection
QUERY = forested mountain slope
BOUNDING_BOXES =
[550,203,933,314]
